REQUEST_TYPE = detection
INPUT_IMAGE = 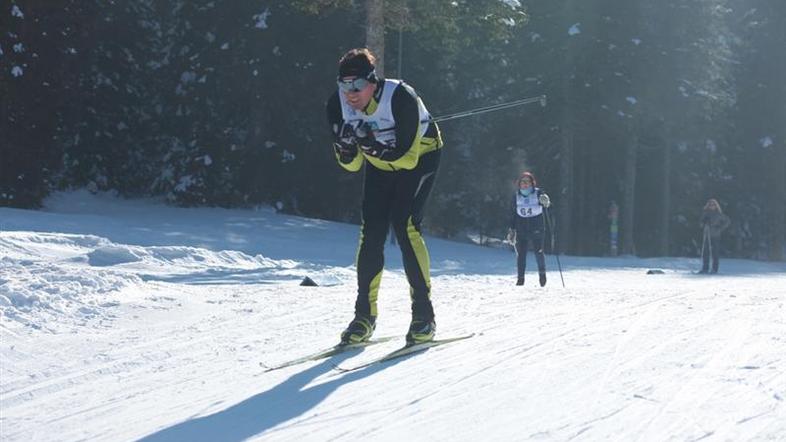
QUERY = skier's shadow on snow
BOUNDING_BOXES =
[138,348,410,442]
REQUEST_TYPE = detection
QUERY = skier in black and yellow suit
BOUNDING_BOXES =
[326,48,443,345]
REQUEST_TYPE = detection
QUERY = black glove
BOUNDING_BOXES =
[338,123,356,141]
[333,140,357,164]
[332,123,358,163]
[354,122,391,158]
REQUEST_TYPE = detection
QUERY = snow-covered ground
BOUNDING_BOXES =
[1,191,784,441]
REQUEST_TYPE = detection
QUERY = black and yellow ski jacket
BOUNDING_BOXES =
[326,79,443,172]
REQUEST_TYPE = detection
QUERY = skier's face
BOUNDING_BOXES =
[519,178,532,189]
[339,76,375,110]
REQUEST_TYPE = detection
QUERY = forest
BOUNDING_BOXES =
[2,0,784,260]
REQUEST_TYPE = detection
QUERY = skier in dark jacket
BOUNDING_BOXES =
[326,48,443,345]
[507,172,551,286]
[699,198,731,274]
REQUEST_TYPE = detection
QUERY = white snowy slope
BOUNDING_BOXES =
[1,190,785,442]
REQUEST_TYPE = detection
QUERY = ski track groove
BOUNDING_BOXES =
[592,292,732,403]
[2,283,297,440]
[2,325,223,407]
[314,282,781,441]
[629,295,765,440]
[493,289,695,361]
[566,406,628,441]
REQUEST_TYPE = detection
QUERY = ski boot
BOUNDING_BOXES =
[340,315,376,345]
[406,317,436,345]
[539,272,547,287]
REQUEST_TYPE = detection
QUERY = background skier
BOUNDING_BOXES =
[699,198,731,274]
[507,171,551,286]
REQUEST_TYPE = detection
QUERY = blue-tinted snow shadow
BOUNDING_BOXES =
[138,263,347,286]
[140,268,298,286]
[137,348,410,442]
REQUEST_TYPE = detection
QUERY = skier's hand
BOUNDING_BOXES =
[538,193,551,208]
[506,228,516,243]
[355,123,379,151]
[355,123,392,158]
[333,141,357,163]
[350,122,371,147]
[337,123,357,146]
[359,142,392,158]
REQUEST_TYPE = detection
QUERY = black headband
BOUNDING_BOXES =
[338,56,375,80]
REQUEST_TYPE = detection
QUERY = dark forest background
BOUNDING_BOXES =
[2,0,784,261]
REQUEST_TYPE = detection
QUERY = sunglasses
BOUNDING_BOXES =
[337,77,371,93]
[337,70,376,93]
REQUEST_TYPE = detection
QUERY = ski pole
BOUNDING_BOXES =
[701,224,714,272]
[707,225,713,270]
[427,94,547,125]
[699,224,707,271]
[374,94,547,134]
[543,206,565,288]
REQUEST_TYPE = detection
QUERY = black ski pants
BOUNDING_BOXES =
[514,214,546,278]
[354,149,441,321]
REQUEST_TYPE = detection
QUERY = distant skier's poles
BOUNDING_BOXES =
[543,206,565,288]
[707,226,713,266]
[700,224,709,271]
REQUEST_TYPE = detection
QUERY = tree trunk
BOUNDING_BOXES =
[658,142,671,256]
[770,141,786,260]
[768,11,786,261]
[365,0,385,76]
[558,113,574,255]
[558,0,577,255]
[622,131,638,255]
[575,146,588,254]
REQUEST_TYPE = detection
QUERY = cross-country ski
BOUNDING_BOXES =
[333,334,475,373]
[260,335,399,372]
